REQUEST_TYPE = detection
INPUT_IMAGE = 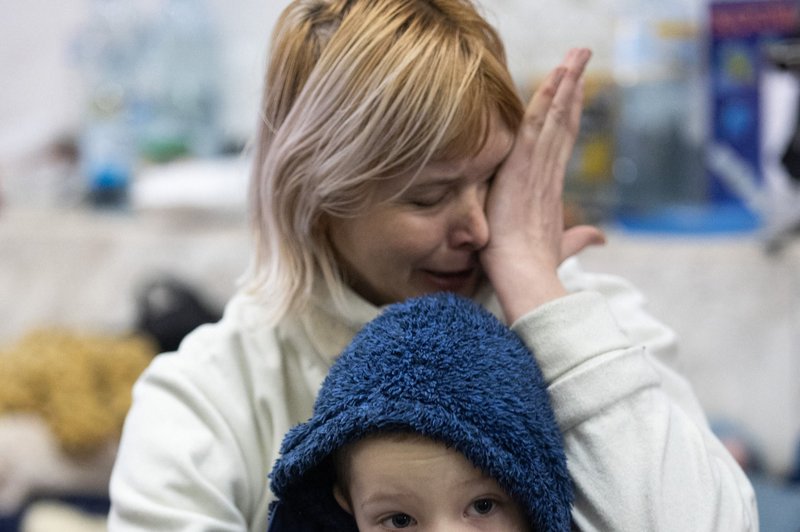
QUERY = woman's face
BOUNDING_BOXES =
[328,116,514,306]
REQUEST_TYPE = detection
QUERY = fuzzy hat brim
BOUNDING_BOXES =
[268,293,573,531]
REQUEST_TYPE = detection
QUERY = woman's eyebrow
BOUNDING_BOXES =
[404,177,460,190]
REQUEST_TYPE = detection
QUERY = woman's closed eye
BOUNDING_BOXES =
[406,189,450,208]
[402,171,495,209]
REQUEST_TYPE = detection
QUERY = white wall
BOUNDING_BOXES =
[0,1,88,160]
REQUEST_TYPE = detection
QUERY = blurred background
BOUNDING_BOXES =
[1,0,799,530]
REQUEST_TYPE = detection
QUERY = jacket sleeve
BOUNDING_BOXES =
[511,258,758,531]
[107,322,279,532]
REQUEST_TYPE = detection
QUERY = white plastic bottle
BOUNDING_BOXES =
[74,0,141,208]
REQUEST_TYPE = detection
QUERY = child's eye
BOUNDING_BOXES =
[470,498,495,515]
[381,512,416,529]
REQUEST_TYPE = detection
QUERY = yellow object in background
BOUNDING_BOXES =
[565,75,618,223]
[0,328,155,457]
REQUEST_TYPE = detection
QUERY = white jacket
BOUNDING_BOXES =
[108,258,757,531]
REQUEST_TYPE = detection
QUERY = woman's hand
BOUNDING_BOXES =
[481,48,605,323]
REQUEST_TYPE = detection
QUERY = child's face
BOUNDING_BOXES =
[334,435,530,531]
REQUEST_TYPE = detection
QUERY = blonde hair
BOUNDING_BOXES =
[246,0,524,322]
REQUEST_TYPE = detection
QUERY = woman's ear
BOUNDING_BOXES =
[333,484,353,514]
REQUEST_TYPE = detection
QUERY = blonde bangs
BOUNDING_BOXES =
[429,66,493,164]
[309,1,524,202]
[433,52,525,162]
[319,4,488,178]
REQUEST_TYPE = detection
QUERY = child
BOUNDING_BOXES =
[267,293,573,531]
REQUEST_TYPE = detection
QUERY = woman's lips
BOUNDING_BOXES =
[420,267,478,292]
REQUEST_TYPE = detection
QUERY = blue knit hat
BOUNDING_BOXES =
[268,293,573,531]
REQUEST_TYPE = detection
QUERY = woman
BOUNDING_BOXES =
[109,0,757,530]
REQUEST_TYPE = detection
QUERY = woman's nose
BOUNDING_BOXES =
[448,186,490,250]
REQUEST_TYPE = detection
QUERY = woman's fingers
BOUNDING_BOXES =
[537,49,591,170]
[505,48,591,202]
[521,50,589,132]
[517,65,568,145]
[481,48,597,318]
[557,75,585,164]
[560,224,606,262]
